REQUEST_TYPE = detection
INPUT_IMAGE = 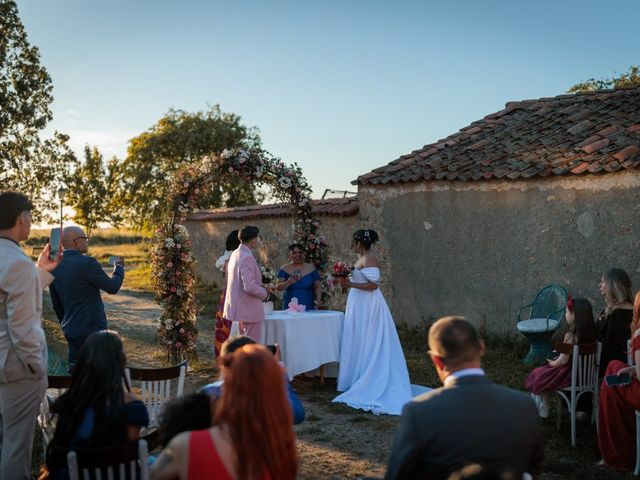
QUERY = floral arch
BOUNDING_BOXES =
[151,148,330,362]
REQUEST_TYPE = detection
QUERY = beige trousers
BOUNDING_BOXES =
[0,376,48,480]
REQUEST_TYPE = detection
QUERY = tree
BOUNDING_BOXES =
[67,146,113,236]
[569,65,640,93]
[117,106,263,229]
[0,0,77,221]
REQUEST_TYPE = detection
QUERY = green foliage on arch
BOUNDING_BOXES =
[151,148,329,362]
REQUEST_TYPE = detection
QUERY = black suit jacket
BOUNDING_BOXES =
[384,375,544,480]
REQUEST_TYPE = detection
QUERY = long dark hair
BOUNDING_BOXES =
[46,331,130,457]
[225,230,240,251]
[568,297,596,344]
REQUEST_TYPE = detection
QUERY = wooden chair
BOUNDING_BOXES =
[62,439,149,480]
[125,361,186,427]
[38,375,72,455]
[516,285,568,364]
[554,342,601,447]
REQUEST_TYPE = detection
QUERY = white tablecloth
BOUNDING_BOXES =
[263,310,344,380]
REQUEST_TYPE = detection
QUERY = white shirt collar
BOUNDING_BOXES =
[444,368,485,387]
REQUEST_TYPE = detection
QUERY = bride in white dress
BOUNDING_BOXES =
[333,229,413,415]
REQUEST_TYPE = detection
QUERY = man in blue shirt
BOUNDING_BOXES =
[200,335,305,424]
[49,226,125,369]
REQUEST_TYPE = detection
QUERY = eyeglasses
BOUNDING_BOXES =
[75,236,89,241]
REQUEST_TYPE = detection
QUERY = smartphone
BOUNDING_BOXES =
[49,227,61,260]
[605,373,632,387]
[266,345,277,356]
[108,256,119,266]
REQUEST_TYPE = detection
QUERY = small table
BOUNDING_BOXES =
[263,310,344,381]
[517,318,561,365]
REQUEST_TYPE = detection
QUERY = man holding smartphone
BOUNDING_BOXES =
[0,191,62,479]
[49,226,125,370]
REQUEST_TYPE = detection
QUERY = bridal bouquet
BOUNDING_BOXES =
[332,261,351,278]
[260,265,277,302]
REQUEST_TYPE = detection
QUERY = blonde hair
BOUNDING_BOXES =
[603,268,633,314]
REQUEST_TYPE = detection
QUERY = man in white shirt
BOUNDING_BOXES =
[384,316,544,480]
[0,191,62,479]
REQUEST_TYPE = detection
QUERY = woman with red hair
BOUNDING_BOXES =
[151,344,297,480]
[597,291,640,471]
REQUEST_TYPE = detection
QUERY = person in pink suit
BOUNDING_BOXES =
[223,226,273,341]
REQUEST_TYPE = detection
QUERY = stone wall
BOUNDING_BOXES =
[358,171,640,333]
[185,214,360,309]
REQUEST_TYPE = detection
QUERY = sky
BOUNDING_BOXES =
[16,0,640,198]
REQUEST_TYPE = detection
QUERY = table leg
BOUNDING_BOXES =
[319,365,325,386]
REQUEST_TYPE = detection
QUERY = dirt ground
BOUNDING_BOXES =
[100,289,393,479]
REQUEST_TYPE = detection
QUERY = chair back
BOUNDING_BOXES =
[38,375,73,453]
[569,342,601,392]
[125,361,186,426]
[530,284,568,321]
[66,439,149,480]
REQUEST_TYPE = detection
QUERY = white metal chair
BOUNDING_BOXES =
[64,439,149,480]
[37,375,72,456]
[125,361,186,427]
[554,342,601,447]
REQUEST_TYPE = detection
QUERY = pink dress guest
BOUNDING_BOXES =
[597,335,640,471]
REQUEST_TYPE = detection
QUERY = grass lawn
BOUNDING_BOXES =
[32,229,633,479]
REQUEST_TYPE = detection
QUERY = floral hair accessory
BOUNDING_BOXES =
[567,295,574,313]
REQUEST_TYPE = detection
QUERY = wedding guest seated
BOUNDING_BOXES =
[44,330,149,479]
[384,316,543,480]
[597,267,633,376]
[524,296,596,417]
[597,291,640,471]
[200,335,305,424]
[150,344,297,480]
[276,243,322,310]
[157,392,213,449]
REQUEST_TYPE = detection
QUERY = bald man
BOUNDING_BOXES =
[49,226,125,369]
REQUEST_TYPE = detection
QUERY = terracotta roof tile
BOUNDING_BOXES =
[614,145,640,162]
[189,197,358,222]
[582,138,610,154]
[354,87,640,185]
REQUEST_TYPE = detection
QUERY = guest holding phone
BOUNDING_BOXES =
[597,291,640,471]
[49,226,125,370]
[0,191,63,479]
[276,243,322,310]
[524,297,596,418]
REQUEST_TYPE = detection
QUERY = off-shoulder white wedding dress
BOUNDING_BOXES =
[333,267,414,415]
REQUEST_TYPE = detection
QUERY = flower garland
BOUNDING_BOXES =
[152,148,330,362]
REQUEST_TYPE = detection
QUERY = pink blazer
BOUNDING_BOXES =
[223,244,267,324]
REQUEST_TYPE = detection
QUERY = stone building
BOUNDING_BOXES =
[354,87,640,332]
[185,197,359,298]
